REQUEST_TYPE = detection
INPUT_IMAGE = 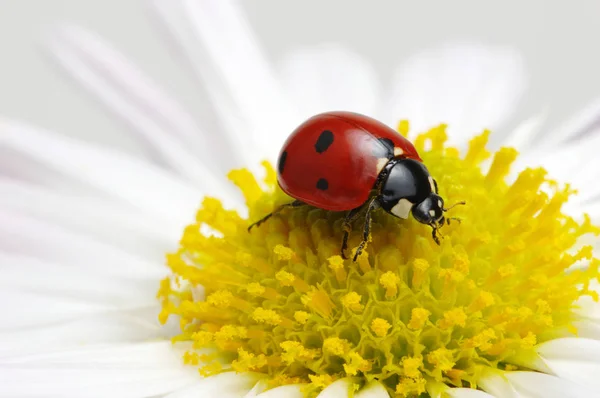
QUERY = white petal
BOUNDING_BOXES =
[163,372,258,398]
[535,337,600,389]
[355,381,390,398]
[446,388,495,398]
[0,210,164,280]
[241,380,268,397]
[0,177,173,259]
[386,43,525,145]
[582,203,600,237]
[0,290,112,333]
[515,133,600,205]
[317,378,353,398]
[0,253,157,306]
[0,342,198,398]
[279,45,380,120]
[505,371,595,398]
[0,307,169,357]
[541,97,600,148]
[477,370,518,398]
[574,290,600,322]
[254,384,305,398]
[572,289,600,336]
[573,319,600,341]
[499,111,547,152]
[150,0,256,168]
[154,0,299,161]
[0,252,160,330]
[47,25,238,181]
[478,368,595,398]
[0,118,229,230]
[0,146,81,192]
[50,26,209,148]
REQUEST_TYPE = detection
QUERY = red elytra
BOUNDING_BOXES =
[277,111,421,211]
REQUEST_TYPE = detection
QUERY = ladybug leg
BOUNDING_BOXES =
[431,226,441,245]
[247,200,304,231]
[353,198,380,262]
[430,222,447,245]
[340,206,363,259]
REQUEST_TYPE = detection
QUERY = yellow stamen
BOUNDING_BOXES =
[408,307,431,330]
[280,341,318,364]
[396,376,427,397]
[402,356,424,378]
[343,352,371,376]
[379,271,400,298]
[323,337,351,356]
[371,318,392,337]
[341,291,364,312]
[294,311,309,325]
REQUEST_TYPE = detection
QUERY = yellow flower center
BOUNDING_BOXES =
[158,123,600,397]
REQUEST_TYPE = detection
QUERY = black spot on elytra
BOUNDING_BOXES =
[315,130,334,153]
[278,151,288,174]
[316,178,329,190]
[372,137,395,159]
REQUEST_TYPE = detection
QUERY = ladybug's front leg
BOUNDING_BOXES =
[353,198,380,262]
[340,206,363,259]
[248,200,304,231]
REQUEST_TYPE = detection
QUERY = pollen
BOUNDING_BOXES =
[245,282,265,296]
[252,308,281,325]
[371,318,392,337]
[396,376,427,397]
[158,123,600,396]
[437,307,467,329]
[343,352,372,375]
[275,270,295,286]
[280,341,318,364]
[274,244,294,261]
[408,307,431,330]
[206,290,233,308]
[308,374,335,389]
[294,311,309,324]
[341,291,364,312]
[323,337,351,356]
[379,271,400,298]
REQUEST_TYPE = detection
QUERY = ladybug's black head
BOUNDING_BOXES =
[378,158,464,244]
[379,158,437,219]
[411,193,445,225]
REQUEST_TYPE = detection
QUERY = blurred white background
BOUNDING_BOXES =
[1,0,599,156]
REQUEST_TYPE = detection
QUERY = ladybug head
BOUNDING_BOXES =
[379,158,438,221]
[378,159,465,244]
[411,193,445,225]
[411,195,465,244]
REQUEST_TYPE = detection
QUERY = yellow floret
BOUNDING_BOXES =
[371,318,392,337]
[408,307,431,330]
[341,292,364,312]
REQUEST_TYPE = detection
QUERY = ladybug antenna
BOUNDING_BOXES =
[443,200,466,212]
[446,217,462,226]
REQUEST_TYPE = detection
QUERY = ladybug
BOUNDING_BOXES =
[249,111,464,261]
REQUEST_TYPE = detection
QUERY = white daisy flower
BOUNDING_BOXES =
[1,1,600,398]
